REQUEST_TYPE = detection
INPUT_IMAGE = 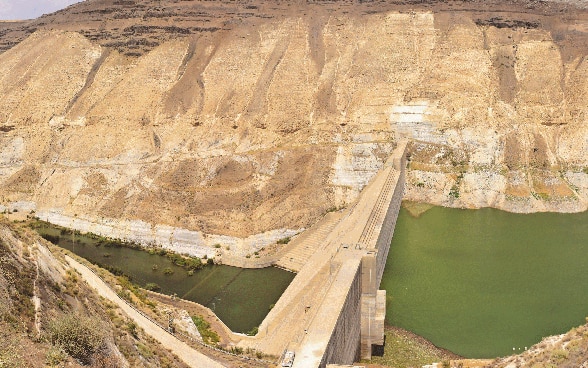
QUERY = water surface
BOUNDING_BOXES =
[35,224,294,333]
[382,206,588,358]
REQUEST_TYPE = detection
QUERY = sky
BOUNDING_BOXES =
[0,0,84,20]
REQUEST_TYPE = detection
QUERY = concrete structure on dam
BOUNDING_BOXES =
[240,140,407,367]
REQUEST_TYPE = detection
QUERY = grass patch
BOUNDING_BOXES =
[191,315,220,345]
[363,326,459,368]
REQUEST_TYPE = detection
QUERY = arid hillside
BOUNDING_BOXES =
[0,217,194,367]
[1,0,588,249]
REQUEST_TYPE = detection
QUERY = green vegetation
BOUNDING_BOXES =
[125,321,138,338]
[0,340,24,368]
[116,276,156,308]
[246,326,258,336]
[165,252,205,270]
[277,237,291,244]
[531,191,550,200]
[448,184,460,198]
[362,327,457,368]
[229,346,244,355]
[144,282,161,292]
[191,315,220,345]
[47,315,106,365]
[325,205,345,213]
[45,346,67,366]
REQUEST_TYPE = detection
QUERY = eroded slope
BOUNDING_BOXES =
[0,0,588,253]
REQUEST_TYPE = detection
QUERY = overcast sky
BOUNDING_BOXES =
[0,0,84,20]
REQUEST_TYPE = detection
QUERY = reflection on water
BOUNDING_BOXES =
[35,223,294,333]
[382,206,588,358]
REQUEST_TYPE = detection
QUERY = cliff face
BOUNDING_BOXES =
[1,0,588,243]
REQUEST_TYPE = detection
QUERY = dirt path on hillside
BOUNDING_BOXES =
[65,255,226,368]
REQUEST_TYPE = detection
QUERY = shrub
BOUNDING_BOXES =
[191,315,220,345]
[47,315,106,365]
[163,267,173,275]
[125,321,138,338]
[277,237,291,244]
[45,346,67,366]
[185,257,203,270]
[230,346,244,354]
[449,185,460,199]
[144,283,161,292]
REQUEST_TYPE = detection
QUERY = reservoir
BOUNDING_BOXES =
[34,223,294,334]
[381,205,588,358]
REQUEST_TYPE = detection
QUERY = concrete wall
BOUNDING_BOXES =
[320,263,362,367]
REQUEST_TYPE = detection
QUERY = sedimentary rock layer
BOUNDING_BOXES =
[1,1,588,250]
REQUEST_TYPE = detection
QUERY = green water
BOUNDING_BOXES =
[382,206,588,358]
[35,224,294,334]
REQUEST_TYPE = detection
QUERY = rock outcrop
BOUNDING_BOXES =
[1,0,588,255]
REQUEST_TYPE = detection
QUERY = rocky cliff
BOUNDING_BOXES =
[1,0,588,252]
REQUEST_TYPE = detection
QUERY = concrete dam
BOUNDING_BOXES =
[241,140,408,367]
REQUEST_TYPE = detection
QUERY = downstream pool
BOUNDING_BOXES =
[381,206,588,358]
[34,223,294,334]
